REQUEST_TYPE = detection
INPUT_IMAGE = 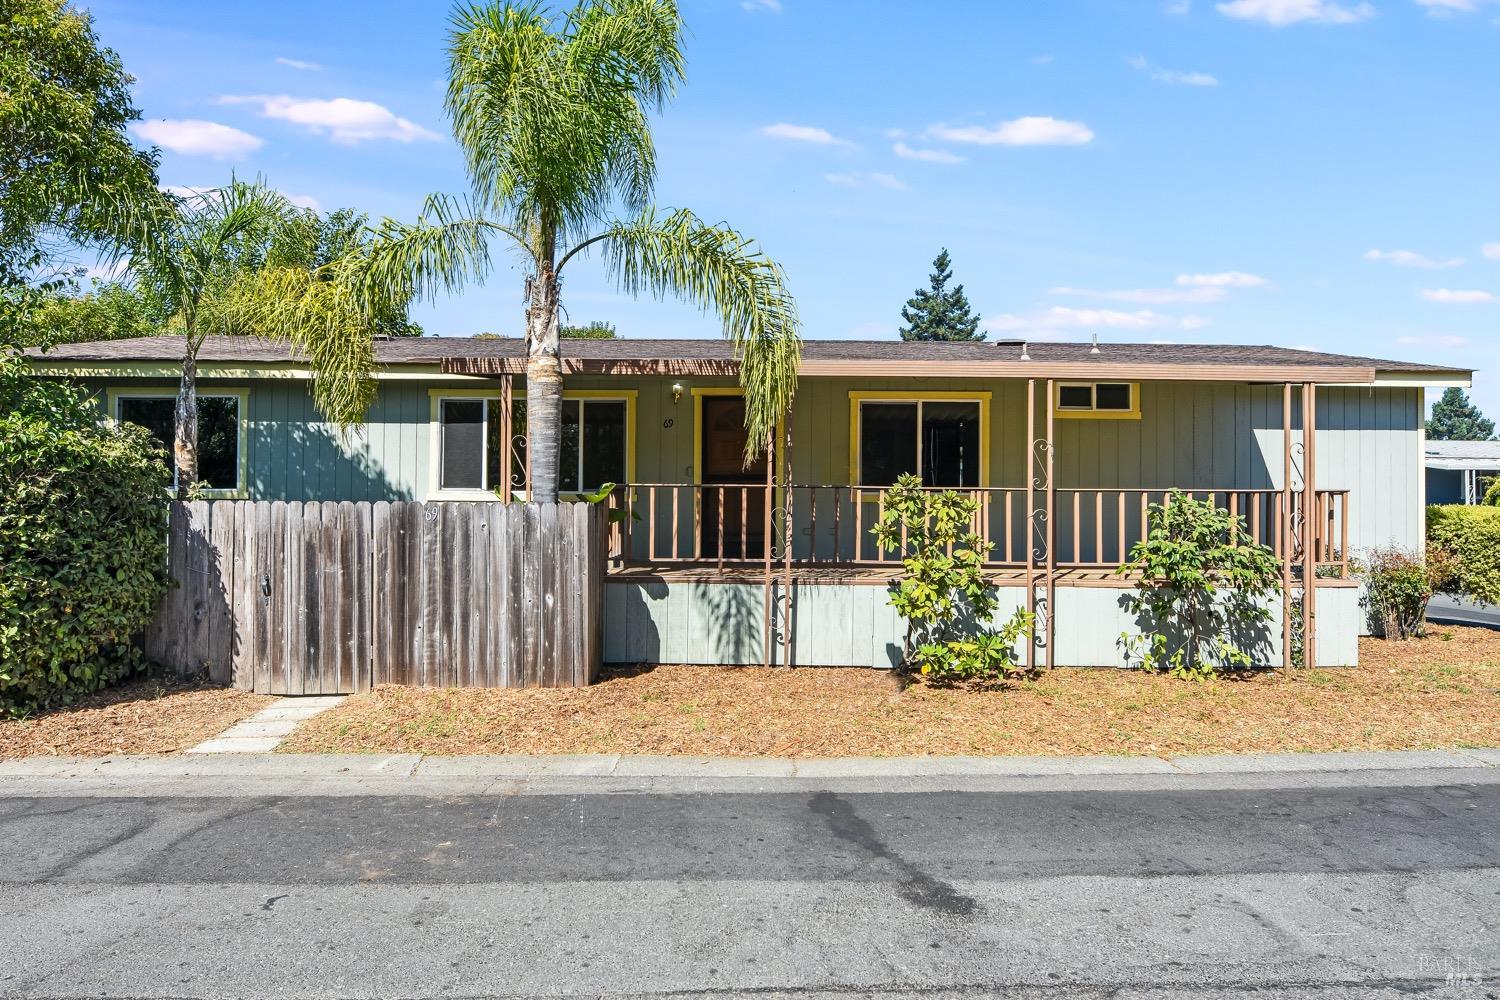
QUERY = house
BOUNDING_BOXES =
[1425,440,1500,505]
[27,335,1472,671]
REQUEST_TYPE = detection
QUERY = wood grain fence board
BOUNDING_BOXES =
[150,499,603,694]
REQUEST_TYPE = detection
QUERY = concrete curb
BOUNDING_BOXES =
[1,747,1495,783]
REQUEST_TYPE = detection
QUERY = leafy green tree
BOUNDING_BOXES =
[899,248,983,342]
[1426,387,1495,441]
[21,281,166,347]
[369,0,800,503]
[561,320,617,339]
[0,0,162,344]
[132,181,412,493]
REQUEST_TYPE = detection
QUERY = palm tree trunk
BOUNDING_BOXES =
[173,354,199,499]
[525,267,563,503]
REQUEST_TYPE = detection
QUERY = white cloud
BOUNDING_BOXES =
[1481,242,1500,260]
[1166,0,1193,12]
[927,116,1094,147]
[759,122,851,146]
[823,172,907,191]
[892,141,964,164]
[1420,288,1495,303]
[285,193,322,211]
[1175,271,1269,287]
[1397,334,1472,348]
[1050,285,1228,304]
[985,306,1212,335]
[1415,0,1480,14]
[132,119,263,158]
[275,56,323,71]
[1216,0,1374,24]
[1127,55,1219,86]
[163,183,319,212]
[1364,248,1464,269]
[218,95,440,144]
[1032,54,1056,64]
[741,0,781,10]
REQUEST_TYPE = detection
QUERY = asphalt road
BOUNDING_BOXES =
[3,770,1498,999]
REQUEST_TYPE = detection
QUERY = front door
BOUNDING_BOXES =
[699,396,767,560]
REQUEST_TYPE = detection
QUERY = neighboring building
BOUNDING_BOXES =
[27,335,1472,670]
[1426,440,1500,505]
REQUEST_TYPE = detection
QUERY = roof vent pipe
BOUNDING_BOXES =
[1020,340,1031,361]
[1090,332,1100,355]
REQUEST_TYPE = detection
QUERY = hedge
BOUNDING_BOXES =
[0,356,172,716]
[1427,504,1500,607]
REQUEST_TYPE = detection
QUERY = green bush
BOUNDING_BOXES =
[0,355,171,716]
[1359,546,1455,640]
[1482,478,1500,507]
[1427,504,1500,606]
[1119,491,1283,680]
[871,473,1034,683]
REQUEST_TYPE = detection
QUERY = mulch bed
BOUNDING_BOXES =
[0,676,273,760]
[282,625,1500,758]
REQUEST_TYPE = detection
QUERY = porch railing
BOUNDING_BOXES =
[605,484,1350,576]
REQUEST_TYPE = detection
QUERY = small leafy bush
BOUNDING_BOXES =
[1427,504,1500,606]
[1119,491,1283,680]
[1483,478,1500,507]
[1359,545,1455,640]
[872,473,1034,684]
[0,354,172,716]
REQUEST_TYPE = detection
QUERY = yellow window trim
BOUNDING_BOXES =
[1054,381,1142,420]
[847,390,991,488]
[106,386,251,500]
[425,388,637,500]
[689,387,785,486]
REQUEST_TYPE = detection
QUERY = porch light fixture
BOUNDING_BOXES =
[671,382,684,404]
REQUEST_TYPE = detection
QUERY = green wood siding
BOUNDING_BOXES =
[85,374,1423,554]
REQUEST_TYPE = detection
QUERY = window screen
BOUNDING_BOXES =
[1095,383,1132,411]
[117,394,239,491]
[1058,385,1094,409]
[440,399,485,490]
[859,403,918,486]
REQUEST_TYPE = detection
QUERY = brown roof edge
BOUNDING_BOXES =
[444,356,1387,383]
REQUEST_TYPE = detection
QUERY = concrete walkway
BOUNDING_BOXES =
[186,696,345,753]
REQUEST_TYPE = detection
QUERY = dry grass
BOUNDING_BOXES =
[0,676,273,760]
[283,625,1500,758]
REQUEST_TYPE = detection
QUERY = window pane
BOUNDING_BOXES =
[860,403,917,486]
[581,400,626,491]
[1058,385,1093,409]
[440,399,485,490]
[197,396,239,490]
[117,398,175,477]
[1096,383,1132,411]
[922,402,980,487]
[560,399,580,493]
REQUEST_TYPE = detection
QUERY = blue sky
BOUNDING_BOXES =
[87,0,1497,413]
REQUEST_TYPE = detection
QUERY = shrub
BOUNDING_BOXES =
[1119,491,1283,680]
[1427,504,1500,606]
[871,473,1034,683]
[1359,546,1455,640]
[1482,478,1500,507]
[0,355,172,716]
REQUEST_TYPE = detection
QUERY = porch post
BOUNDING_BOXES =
[1281,382,1294,670]
[1045,378,1056,670]
[782,418,794,670]
[1302,382,1318,669]
[1025,378,1036,672]
[763,429,775,668]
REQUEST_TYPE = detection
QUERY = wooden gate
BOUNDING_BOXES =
[145,500,604,693]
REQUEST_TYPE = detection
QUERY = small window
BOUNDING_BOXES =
[1056,382,1137,416]
[857,399,980,487]
[436,395,627,496]
[116,393,242,492]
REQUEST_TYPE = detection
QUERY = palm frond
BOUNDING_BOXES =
[583,206,800,457]
[365,193,523,304]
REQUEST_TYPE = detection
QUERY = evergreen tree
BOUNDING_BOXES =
[1427,387,1495,441]
[899,249,983,342]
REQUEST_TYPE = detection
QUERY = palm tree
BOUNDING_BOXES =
[370,0,801,503]
[133,180,398,493]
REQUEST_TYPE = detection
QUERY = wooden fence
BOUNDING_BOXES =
[145,500,604,694]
